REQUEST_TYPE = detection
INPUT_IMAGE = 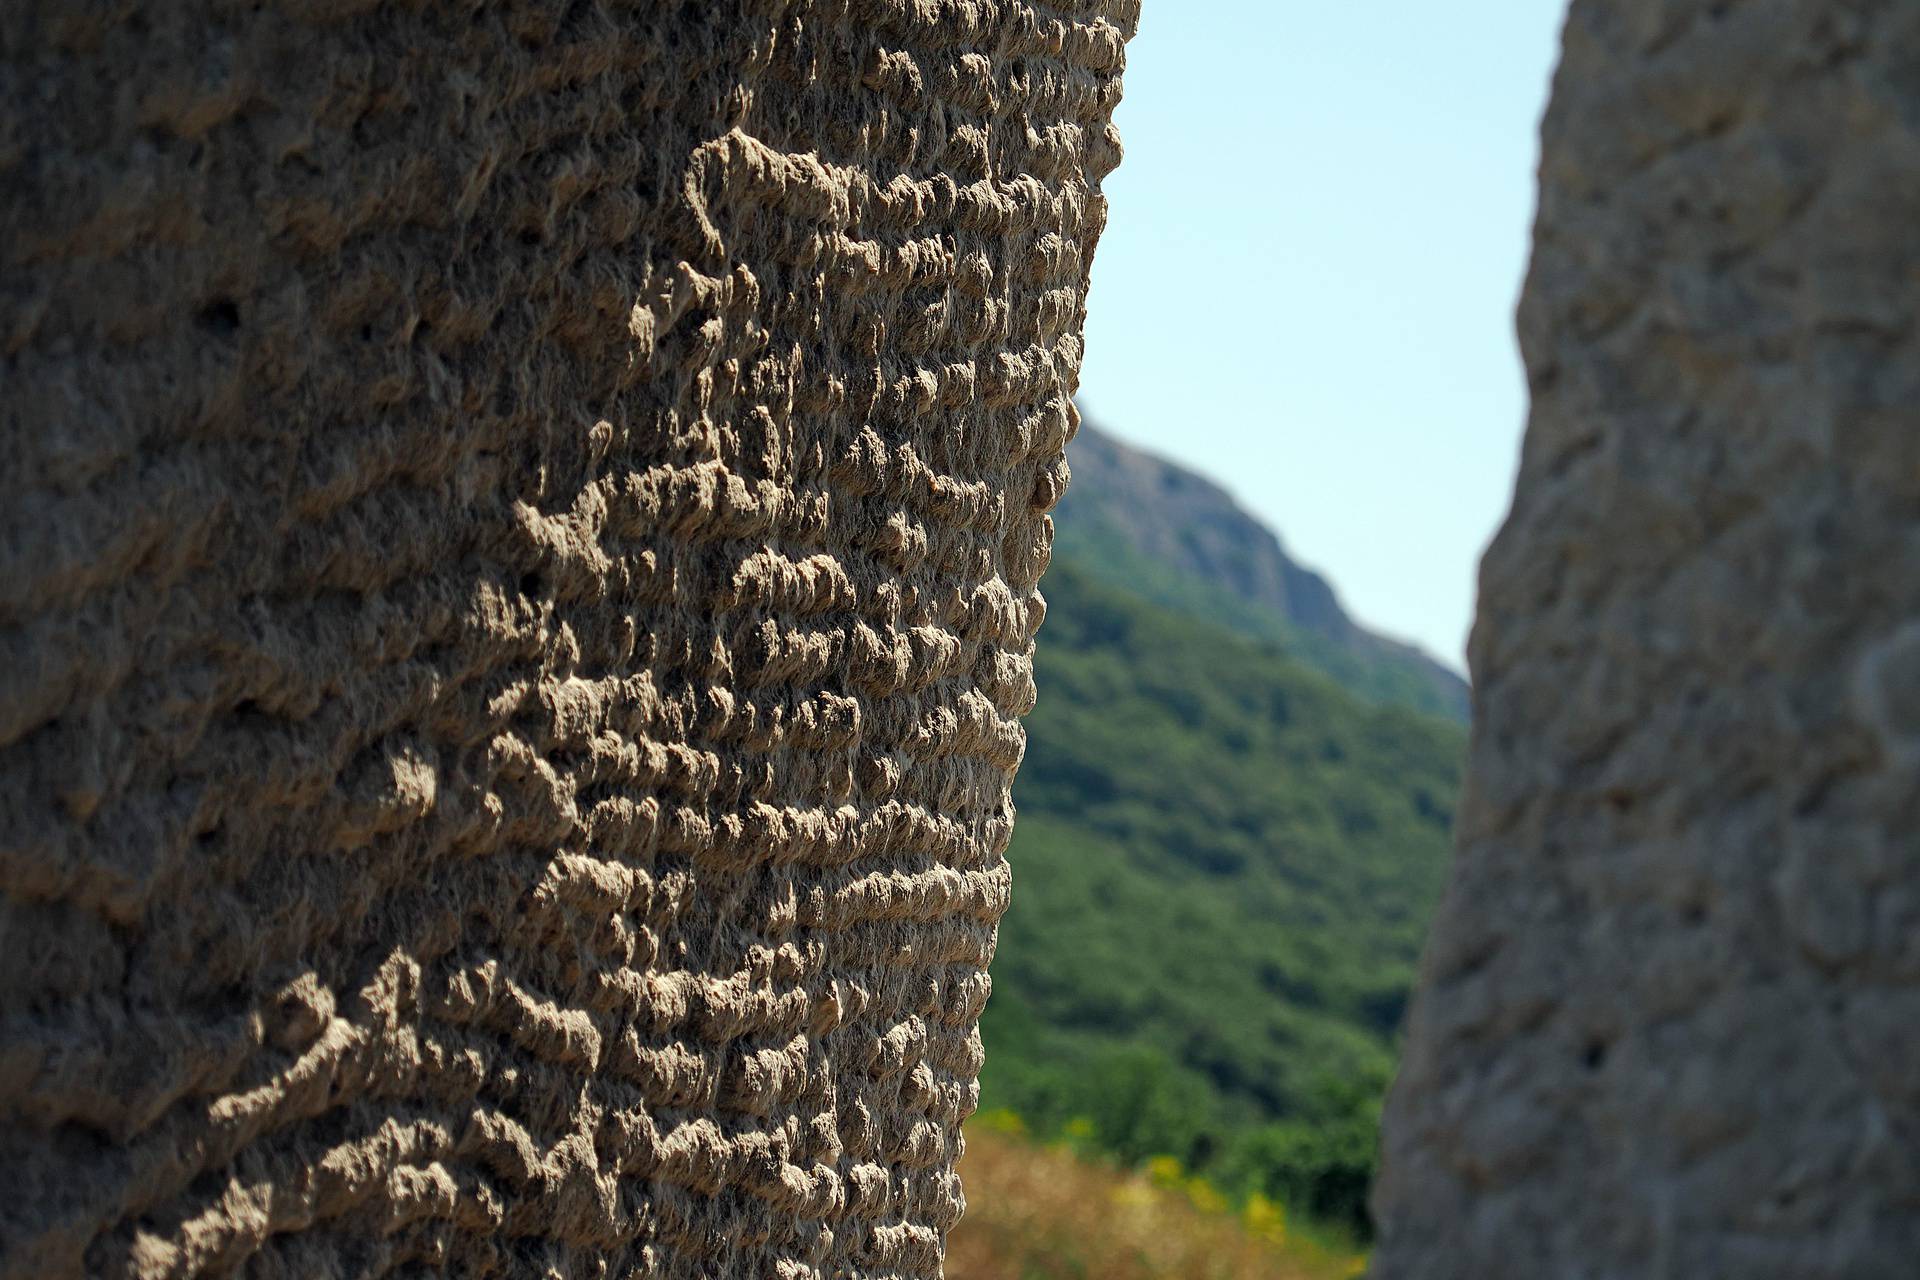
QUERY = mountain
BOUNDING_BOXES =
[980,549,1466,1235]
[1051,420,1470,721]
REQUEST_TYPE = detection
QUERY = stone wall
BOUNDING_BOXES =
[1374,3,1920,1275]
[0,3,1134,1276]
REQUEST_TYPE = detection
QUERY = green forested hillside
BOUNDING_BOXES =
[979,555,1466,1234]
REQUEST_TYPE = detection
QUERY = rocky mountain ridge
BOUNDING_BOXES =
[1055,419,1471,721]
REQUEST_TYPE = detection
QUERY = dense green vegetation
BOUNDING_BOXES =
[979,556,1466,1236]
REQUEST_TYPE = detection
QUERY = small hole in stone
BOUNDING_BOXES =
[1605,789,1634,814]
[1683,901,1708,926]
[196,299,241,335]
[520,571,543,598]
[1582,1040,1609,1071]
[360,324,375,342]
[519,228,542,246]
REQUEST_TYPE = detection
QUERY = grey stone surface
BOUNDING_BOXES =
[1372,3,1920,1276]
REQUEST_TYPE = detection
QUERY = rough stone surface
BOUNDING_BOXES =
[1374,3,1920,1276]
[0,3,1133,1276]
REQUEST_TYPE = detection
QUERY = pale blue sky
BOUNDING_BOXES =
[1077,3,1570,673]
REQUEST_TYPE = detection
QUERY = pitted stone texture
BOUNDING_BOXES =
[0,2,1133,1276]
[1373,3,1920,1277]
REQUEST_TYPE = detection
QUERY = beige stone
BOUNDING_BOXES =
[0,3,1135,1276]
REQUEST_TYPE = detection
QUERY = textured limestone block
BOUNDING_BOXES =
[0,2,1133,1276]
[1373,3,1920,1276]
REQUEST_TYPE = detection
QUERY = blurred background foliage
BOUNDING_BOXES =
[972,429,1467,1246]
